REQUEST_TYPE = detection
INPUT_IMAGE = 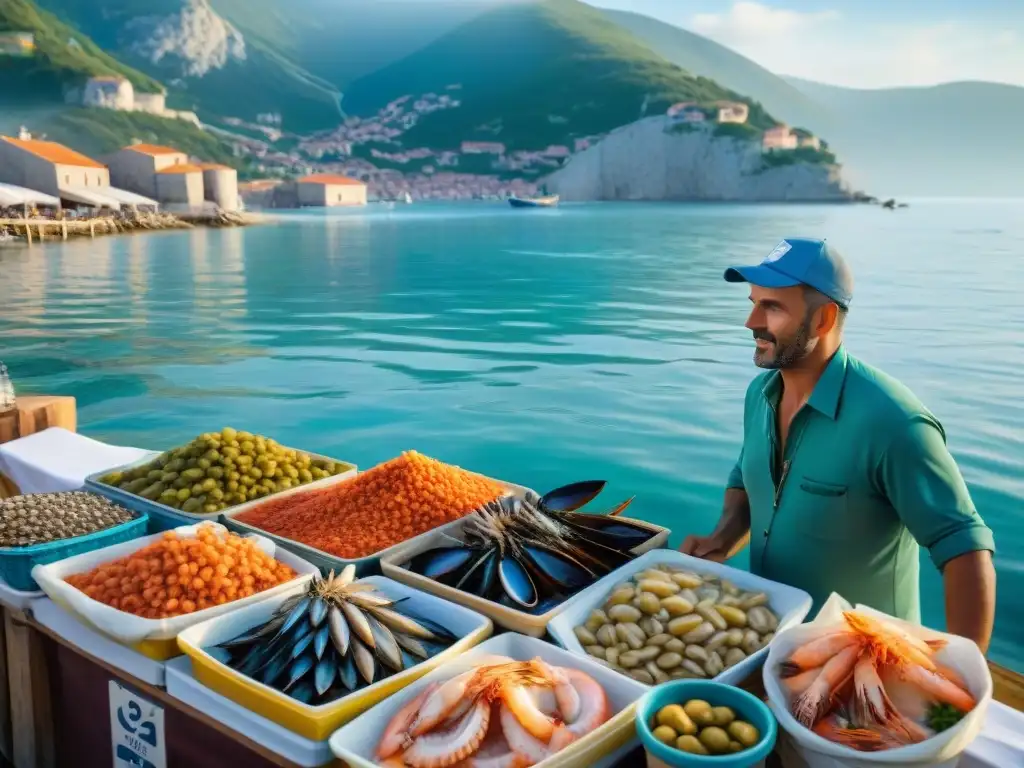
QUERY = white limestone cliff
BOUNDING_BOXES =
[545,116,853,202]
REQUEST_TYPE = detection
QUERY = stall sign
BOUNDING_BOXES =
[109,681,167,768]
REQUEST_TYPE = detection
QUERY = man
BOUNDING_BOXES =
[681,238,996,651]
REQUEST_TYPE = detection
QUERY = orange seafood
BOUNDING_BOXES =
[781,630,862,677]
[852,655,929,744]
[377,658,609,767]
[791,644,862,728]
[895,662,977,713]
[843,611,938,671]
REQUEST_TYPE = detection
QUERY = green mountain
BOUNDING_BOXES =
[342,0,780,151]
[0,0,163,105]
[600,9,822,131]
[33,0,342,132]
[599,8,1024,196]
[213,0,495,90]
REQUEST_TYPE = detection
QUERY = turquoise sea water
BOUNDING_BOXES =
[1,201,1021,669]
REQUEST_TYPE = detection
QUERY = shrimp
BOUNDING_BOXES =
[898,661,977,712]
[781,667,822,697]
[403,697,492,768]
[462,711,531,768]
[813,715,907,752]
[378,682,441,759]
[843,612,937,672]
[501,684,558,742]
[547,668,610,751]
[409,669,482,737]
[781,630,861,677]
[791,644,862,728]
[499,702,552,766]
[852,655,928,743]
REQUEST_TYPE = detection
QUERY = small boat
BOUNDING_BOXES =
[508,194,559,209]
[401,192,413,204]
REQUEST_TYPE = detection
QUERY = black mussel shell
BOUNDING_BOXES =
[539,480,606,512]
[558,512,654,550]
[521,543,595,591]
[499,554,538,608]
[405,546,475,585]
[454,547,497,594]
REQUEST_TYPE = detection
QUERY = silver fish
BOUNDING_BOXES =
[283,654,315,692]
[367,605,437,640]
[394,633,428,659]
[340,601,375,648]
[337,564,356,588]
[366,614,403,671]
[314,625,330,659]
[328,605,350,657]
[309,597,329,628]
[351,636,376,685]
[346,592,395,609]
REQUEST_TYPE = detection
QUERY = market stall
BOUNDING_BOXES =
[0,414,1019,768]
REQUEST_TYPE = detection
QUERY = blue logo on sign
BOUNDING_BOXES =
[117,698,158,749]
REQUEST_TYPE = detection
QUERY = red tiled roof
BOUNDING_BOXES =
[297,174,364,186]
[127,143,182,157]
[1,136,105,169]
[157,163,204,174]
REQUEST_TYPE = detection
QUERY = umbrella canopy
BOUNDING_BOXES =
[0,182,60,208]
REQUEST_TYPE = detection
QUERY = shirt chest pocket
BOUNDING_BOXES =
[788,477,852,540]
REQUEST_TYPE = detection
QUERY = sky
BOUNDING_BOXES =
[582,0,1024,89]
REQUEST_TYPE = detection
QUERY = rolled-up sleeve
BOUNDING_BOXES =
[727,448,745,490]
[879,415,995,569]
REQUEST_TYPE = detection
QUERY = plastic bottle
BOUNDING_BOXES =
[0,362,14,414]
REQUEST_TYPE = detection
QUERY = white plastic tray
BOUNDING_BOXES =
[0,574,44,611]
[31,522,319,646]
[547,549,813,687]
[329,632,651,768]
[165,656,334,768]
[31,597,167,686]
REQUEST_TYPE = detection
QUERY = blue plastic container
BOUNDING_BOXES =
[0,510,149,591]
[636,680,777,768]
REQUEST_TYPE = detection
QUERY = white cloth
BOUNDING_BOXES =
[0,427,153,494]
[960,701,1024,767]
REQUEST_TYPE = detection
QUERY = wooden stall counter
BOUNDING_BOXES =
[31,617,339,768]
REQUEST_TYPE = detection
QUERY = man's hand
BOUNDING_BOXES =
[679,534,731,563]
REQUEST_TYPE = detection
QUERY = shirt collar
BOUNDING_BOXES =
[760,345,849,420]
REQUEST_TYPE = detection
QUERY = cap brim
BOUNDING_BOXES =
[723,264,802,288]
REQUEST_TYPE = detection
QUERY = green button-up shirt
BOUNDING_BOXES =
[728,345,995,622]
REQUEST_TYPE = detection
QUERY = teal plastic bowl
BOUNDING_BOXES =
[636,680,777,767]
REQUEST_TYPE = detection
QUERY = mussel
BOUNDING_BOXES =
[212,565,456,706]
[401,481,656,613]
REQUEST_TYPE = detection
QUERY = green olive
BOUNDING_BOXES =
[711,706,736,727]
[698,726,731,754]
[674,735,709,755]
[683,699,715,727]
[652,725,677,746]
[727,720,761,748]
[656,705,697,736]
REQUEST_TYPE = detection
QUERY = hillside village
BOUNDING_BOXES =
[4,19,832,205]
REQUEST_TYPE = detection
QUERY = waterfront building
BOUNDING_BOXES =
[106,144,188,198]
[763,125,799,151]
[155,164,206,208]
[199,164,240,211]
[296,174,367,207]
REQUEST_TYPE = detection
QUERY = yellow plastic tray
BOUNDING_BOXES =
[328,633,650,768]
[380,514,669,636]
[176,576,493,741]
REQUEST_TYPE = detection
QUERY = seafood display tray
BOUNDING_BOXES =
[31,522,320,661]
[165,656,335,768]
[176,575,494,742]
[32,597,168,687]
[0,510,148,592]
[329,631,651,768]
[379,514,670,637]
[221,474,532,578]
[84,450,357,532]
[547,549,813,687]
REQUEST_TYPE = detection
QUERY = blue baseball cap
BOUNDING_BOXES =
[724,238,853,308]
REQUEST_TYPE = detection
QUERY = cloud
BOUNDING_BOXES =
[691,1,839,44]
[685,3,1024,88]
